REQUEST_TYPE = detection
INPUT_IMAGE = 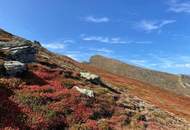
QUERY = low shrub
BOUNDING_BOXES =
[17,93,53,111]
[62,79,75,89]
[98,120,111,130]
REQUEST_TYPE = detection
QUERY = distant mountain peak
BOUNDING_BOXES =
[89,55,190,96]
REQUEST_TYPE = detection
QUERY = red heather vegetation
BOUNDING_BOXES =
[0,29,189,129]
[0,61,189,129]
[82,64,190,122]
[0,64,125,129]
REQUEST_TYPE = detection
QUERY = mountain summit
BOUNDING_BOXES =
[89,55,190,96]
[0,28,190,129]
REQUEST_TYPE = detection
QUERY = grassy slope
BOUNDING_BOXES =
[89,55,190,96]
[0,28,190,129]
[82,63,190,122]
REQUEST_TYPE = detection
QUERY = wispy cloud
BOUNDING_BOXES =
[42,42,66,50]
[63,51,94,62]
[128,59,148,67]
[42,40,74,50]
[84,16,110,23]
[168,0,190,13]
[137,20,176,32]
[125,54,190,74]
[65,53,79,61]
[82,36,128,44]
[90,48,113,54]
[82,35,152,45]
[147,54,190,69]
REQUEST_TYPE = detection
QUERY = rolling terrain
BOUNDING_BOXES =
[89,55,190,97]
[0,28,190,130]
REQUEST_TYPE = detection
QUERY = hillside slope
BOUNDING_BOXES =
[0,28,190,130]
[89,55,190,96]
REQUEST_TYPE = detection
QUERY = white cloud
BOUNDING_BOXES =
[42,42,66,49]
[84,16,110,23]
[128,59,148,67]
[168,0,190,13]
[90,48,113,54]
[147,54,190,69]
[82,36,129,44]
[134,41,153,44]
[137,20,176,32]
[65,54,79,61]
[42,40,74,50]
[82,35,152,45]
[174,63,190,68]
[126,54,190,74]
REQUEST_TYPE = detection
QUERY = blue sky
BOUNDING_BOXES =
[0,0,190,74]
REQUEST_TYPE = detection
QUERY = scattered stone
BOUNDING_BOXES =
[4,61,26,76]
[74,86,94,97]
[80,72,101,84]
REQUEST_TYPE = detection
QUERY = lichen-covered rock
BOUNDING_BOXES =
[1,45,36,63]
[80,72,101,84]
[74,86,94,97]
[4,61,26,76]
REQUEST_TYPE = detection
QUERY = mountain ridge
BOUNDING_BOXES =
[89,55,190,97]
[0,28,190,129]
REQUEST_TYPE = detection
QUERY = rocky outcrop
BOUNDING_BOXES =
[74,86,94,97]
[80,72,101,84]
[0,29,37,63]
[4,61,26,76]
[0,44,37,63]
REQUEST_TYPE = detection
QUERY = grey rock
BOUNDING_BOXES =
[7,46,36,63]
[1,45,37,63]
[74,86,94,97]
[4,61,26,76]
[80,72,101,84]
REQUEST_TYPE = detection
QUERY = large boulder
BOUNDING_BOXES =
[80,72,101,84]
[74,86,94,97]
[4,61,26,76]
[1,45,37,63]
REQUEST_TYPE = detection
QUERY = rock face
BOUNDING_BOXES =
[74,86,94,97]
[0,45,37,63]
[0,29,37,63]
[8,46,36,63]
[80,72,101,84]
[4,61,26,76]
